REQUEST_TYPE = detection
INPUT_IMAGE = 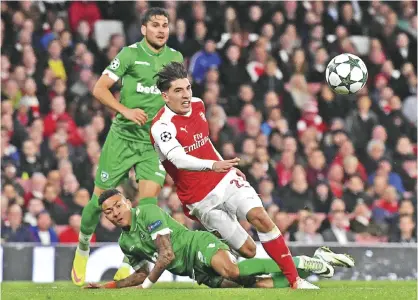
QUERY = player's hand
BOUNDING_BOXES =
[83,283,103,289]
[121,108,148,126]
[233,167,246,180]
[212,158,240,172]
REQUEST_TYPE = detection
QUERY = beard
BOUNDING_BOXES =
[146,37,165,50]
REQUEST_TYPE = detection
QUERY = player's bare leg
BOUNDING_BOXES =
[236,236,257,258]
[211,249,241,280]
[246,207,311,289]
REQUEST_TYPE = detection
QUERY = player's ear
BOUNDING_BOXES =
[161,92,169,103]
[125,199,132,209]
[141,25,146,37]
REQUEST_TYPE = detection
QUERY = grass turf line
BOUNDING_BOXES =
[2,281,417,300]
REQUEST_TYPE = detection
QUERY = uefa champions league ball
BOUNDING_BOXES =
[325,53,368,95]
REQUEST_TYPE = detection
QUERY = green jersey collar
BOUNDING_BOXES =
[139,39,166,57]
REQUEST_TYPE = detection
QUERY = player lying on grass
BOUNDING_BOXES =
[150,62,313,288]
[72,7,183,286]
[84,189,354,289]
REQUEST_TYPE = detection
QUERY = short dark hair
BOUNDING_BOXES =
[155,62,188,92]
[98,188,122,206]
[141,7,169,26]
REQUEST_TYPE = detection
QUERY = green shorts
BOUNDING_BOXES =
[94,129,166,189]
[192,231,230,288]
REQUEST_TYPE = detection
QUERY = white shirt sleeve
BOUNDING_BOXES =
[151,121,216,171]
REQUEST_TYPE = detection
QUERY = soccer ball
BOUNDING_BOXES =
[325,53,368,95]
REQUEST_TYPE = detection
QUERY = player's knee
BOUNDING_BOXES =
[240,242,256,258]
[224,265,240,280]
[247,207,273,231]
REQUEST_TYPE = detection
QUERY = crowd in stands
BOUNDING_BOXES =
[1,1,417,245]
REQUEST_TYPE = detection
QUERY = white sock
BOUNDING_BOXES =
[76,246,90,256]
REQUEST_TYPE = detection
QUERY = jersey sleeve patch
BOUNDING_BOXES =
[160,131,172,142]
[109,58,120,70]
[147,220,163,232]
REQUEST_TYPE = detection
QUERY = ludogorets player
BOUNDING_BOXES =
[84,189,354,289]
[72,8,183,286]
[150,62,315,288]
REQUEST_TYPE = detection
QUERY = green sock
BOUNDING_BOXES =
[138,197,158,206]
[238,257,301,276]
[79,194,101,251]
[272,269,310,288]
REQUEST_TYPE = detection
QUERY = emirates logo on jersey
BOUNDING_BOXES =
[184,134,209,153]
[200,112,206,122]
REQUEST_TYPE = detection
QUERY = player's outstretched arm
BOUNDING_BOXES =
[142,233,175,288]
[93,75,147,126]
[83,265,149,289]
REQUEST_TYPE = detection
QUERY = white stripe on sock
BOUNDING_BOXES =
[76,247,89,256]
[257,226,281,242]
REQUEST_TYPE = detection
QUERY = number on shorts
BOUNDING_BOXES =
[230,179,245,188]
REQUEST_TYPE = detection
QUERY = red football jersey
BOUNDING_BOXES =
[150,97,226,205]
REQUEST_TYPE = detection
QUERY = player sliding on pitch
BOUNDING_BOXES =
[72,8,183,286]
[84,189,354,289]
[150,62,318,288]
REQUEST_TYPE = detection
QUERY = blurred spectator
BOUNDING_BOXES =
[389,215,416,243]
[346,96,379,153]
[373,185,399,222]
[258,176,280,209]
[322,211,356,244]
[306,149,328,187]
[20,139,43,177]
[189,39,221,84]
[24,198,45,226]
[350,201,385,237]
[59,214,96,243]
[294,215,324,244]
[30,210,59,245]
[275,150,295,188]
[279,165,314,213]
[43,183,68,225]
[68,1,102,34]
[1,204,34,242]
[220,45,250,96]
[312,180,334,214]
[368,157,405,195]
[342,174,373,213]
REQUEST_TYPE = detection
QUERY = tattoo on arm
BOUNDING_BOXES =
[148,234,175,283]
[115,265,149,288]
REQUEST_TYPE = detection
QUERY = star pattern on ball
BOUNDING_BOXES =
[160,131,172,142]
[327,62,338,74]
[338,76,357,87]
[347,56,361,71]
[359,70,368,84]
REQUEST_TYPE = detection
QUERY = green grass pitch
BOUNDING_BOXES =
[2,281,417,300]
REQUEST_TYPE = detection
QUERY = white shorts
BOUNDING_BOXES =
[187,170,263,250]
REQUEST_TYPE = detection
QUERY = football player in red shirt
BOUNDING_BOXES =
[150,62,316,289]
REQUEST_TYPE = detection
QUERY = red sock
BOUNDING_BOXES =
[258,227,298,285]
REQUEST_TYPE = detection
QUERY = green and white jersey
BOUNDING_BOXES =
[103,39,183,142]
[118,205,197,277]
